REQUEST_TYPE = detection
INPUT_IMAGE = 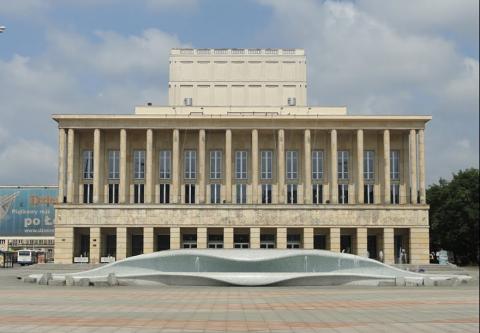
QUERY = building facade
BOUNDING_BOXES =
[53,48,430,264]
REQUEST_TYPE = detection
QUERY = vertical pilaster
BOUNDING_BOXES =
[250,227,260,249]
[170,227,180,249]
[172,129,180,203]
[356,227,368,257]
[330,130,338,204]
[329,227,340,252]
[383,129,390,204]
[145,129,153,204]
[119,129,127,204]
[276,227,286,249]
[277,129,285,203]
[418,129,426,204]
[383,228,394,264]
[93,129,101,203]
[143,227,154,254]
[198,129,206,204]
[304,129,312,204]
[357,129,364,204]
[197,227,207,249]
[303,227,313,249]
[224,227,233,249]
[66,129,75,204]
[89,227,101,264]
[409,227,429,264]
[409,129,418,204]
[251,129,259,204]
[116,227,127,260]
[58,128,66,203]
[54,227,73,264]
[225,129,232,203]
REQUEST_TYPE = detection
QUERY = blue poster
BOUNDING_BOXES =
[0,187,57,236]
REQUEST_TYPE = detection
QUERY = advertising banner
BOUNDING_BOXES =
[0,187,57,237]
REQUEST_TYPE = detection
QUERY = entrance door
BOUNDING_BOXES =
[394,235,403,263]
[157,235,170,251]
[340,235,352,253]
[367,235,377,259]
[286,234,301,249]
[131,235,143,256]
[106,235,116,257]
[234,234,249,248]
[80,235,90,257]
[314,235,326,249]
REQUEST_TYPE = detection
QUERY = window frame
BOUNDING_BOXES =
[159,150,172,180]
[312,150,324,181]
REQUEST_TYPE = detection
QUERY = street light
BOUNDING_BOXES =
[0,26,6,33]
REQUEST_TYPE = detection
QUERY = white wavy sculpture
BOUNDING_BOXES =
[54,249,470,286]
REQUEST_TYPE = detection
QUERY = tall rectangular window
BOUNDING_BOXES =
[159,150,171,179]
[312,184,323,204]
[391,184,400,204]
[83,183,93,203]
[338,150,349,180]
[261,184,272,204]
[210,183,221,204]
[134,183,144,203]
[133,150,145,179]
[83,150,93,179]
[286,150,298,180]
[184,150,196,179]
[390,150,400,180]
[235,151,248,179]
[312,150,324,180]
[210,150,222,179]
[108,183,119,204]
[338,184,348,204]
[287,184,297,204]
[159,184,170,204]
[364,184,374,204]
[185,184,195,204]
[364,150,375,181]
[108,150,119,179]
[260,150,273,179]
[236,184,247,204]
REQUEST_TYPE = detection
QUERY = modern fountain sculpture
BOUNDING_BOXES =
[32,249,471,286]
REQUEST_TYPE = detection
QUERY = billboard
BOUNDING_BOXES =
[0,187,57,237]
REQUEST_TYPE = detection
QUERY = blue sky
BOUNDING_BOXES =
[0,0,478,185]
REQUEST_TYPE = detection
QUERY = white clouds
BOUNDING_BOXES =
[257,0,479,183]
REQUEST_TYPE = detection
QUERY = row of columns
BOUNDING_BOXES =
[58,128,427,205]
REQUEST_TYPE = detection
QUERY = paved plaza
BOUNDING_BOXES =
[0,265,478,333]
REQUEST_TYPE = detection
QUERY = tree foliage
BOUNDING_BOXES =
[427,168,479,264]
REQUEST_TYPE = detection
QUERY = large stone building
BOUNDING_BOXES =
[53,48,430,264]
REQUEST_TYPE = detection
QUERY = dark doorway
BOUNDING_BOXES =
[340,235,352,253]
[314,235,326,250]
[157,234,170,251]
[131,235,144,256]
[106,234,116,257]
[367,235,377,259]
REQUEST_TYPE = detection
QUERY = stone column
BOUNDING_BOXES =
[58,128,66,204]
[303,227,313,249]
[93,129,102,204]
[329,227,340,252]
[418,129,426,204]
[276,227,286,249]
[116,227,127,260]
[89,227,101,264]
[278,129,285,203]
[356,228,367,257]
[409,129,418,204]
[330,130,338,204]
[198,129,206,204]
[225,129,232,203]
[383,129,391,204]
[145,129,153,204]
[224,227,233,249]
[197,227,207,249]
[304,129,312,204]
[383,228,394,264]
[172,129,180,203]
[170,227,180,249]
[250,227,260,249]
[356,129,364,204]
[251,129,259,204]
[54,227,73,264]
[119,129,128,204]
[66,129,75,203]
[143,227,154,254]
[409,227,429,264]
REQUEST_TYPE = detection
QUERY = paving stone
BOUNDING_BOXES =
[37,273,52,285]
[47,279,66,286]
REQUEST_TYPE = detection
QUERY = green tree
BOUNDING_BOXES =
[428,168,479,265]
